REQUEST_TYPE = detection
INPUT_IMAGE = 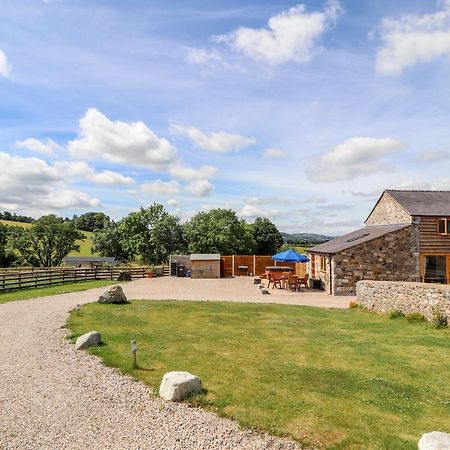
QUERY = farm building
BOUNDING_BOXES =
[308,190,450,295]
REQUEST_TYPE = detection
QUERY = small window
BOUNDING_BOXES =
[437,218,450,235]
[320,256,327,271]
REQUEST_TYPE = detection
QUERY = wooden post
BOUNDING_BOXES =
[232,255,235,277]
[131,340,137,369]
[253,254,256,277]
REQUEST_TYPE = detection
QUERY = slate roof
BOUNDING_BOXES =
[307,224,410,255]
[386,190,450,216]
[63,256,116,263]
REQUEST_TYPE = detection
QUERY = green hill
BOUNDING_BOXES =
[0,219,97,257]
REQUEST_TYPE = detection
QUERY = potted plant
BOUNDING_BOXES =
[146,265,155,278]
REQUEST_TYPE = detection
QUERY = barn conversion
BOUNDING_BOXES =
[308,190,450,295]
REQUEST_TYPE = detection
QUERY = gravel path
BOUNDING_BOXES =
[0,283,301,450]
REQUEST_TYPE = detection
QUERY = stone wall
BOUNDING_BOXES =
[365,192,411,225]
[357,280,450,321]
[331,225,420,295]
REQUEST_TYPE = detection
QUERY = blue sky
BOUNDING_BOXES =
[1,0,450,234]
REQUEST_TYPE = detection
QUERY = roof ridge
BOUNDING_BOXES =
[386,189,450,193]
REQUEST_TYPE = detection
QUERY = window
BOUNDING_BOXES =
[424,256,447,283]
[437,218,450,235]
[320,256,327,272]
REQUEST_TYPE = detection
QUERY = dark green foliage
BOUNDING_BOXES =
[0,211,34,223]
[405,312,427,323]
[8,215,84,267]
[72,212,110,232]
[92,220,130,262]
[250,217,283,255]
[183,208,255,255]
[118,204,185,265]
[388,309,405,319]
[0,223,19,267]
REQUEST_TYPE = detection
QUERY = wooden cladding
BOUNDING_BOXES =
[419,216,450,253]
[220,255,307,278]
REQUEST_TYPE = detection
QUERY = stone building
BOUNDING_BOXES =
[308,190,450,295]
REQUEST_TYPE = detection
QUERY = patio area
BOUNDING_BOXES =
[123,276,353,308]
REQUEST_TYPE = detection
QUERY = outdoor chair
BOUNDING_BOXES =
[268,273,282,289]
[297,273,310,290]
[286,274,298,291]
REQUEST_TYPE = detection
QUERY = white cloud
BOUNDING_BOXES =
[376,1,450,75]
[309,137,406,182]
[141,180,181,195]
[214,0,343,65]
[14,138,61,155]
[167,198,179,207]
[0,152,100,214]
[54,160,135,186]
[185,47,232,69]
[69,108,177,170]
[263,148,288,158]
[0,49,11,77]
[238,204,280,220]
[415,149,450,162]
[185,179,213,197]
[169,164,217,181]
[171,123,255,153]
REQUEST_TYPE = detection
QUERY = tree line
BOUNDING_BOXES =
[0,204,284,267]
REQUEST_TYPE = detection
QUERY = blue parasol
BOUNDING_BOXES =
[272,249,310,263]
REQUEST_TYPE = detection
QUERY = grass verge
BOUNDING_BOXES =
[68,300,450,449]
[0,280,116,304]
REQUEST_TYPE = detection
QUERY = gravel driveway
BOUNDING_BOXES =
[0,282,302,450]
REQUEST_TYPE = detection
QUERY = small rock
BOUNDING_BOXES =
[159,371,203,401]
[75,331,102,350]
[98,285,128,304]
[418,431,450,450]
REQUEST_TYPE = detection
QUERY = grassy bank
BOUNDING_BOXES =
[68,300,450,449]
[0,280,116,304]
[0,219,97,257]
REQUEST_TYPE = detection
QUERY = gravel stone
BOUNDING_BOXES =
[0,281,302,450]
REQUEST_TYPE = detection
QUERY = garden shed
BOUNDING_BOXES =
[190,254,221,279]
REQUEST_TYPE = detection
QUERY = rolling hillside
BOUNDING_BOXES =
[0,219,97,257]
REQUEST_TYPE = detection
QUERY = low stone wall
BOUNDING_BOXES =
[356,280,450,321]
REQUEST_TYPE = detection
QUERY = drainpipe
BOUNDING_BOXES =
[329,256,333,295]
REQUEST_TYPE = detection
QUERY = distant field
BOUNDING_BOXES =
[0,219,97,257]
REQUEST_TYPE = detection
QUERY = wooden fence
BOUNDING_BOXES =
[220,255,307,278]
[0,266,169,293]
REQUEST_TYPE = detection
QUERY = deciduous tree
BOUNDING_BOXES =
[9,215,84,267]
[250,217,284,255]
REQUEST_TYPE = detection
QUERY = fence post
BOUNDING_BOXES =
[110,267,113,280]
[232,255,235,277]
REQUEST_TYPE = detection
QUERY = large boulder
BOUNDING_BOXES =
[159,371,203,401]
[418,432,450,449]
[98,285,128,304]
[75,331,101,350]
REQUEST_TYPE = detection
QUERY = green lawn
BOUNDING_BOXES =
[68,301,450,449]
[0,219,97,257]
[0,280,116,305]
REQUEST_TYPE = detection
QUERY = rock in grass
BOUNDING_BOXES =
[418,431,450,449]
[98,285,127,304]
[75,331,101,350]
[159,371,203,401]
